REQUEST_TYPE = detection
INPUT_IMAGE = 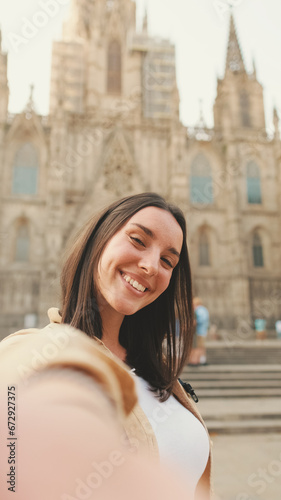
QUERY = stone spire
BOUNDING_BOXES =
[273,106,280,141]
[252,58,257,79]
[24,84,36,115]
[225,13,246,75]
[142,7,148,33]
[63,0,95,39]
[0,28,9,121]
[198,99,206,128]
[27,84,34,107]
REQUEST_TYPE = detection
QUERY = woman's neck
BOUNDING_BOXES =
[101,337,127,361]
[100,310,126,362]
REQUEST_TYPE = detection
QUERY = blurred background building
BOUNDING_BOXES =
[0,0,280,338]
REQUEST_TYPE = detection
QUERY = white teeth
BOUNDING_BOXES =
[122,274,146,293]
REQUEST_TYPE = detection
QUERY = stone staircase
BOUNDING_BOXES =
[203,340,281,365]
[180,342,281,434]
[181,365,281,398]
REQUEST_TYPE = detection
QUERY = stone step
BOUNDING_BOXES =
[182,372,281,380]
[212,329,279,338]
[206,360,280,366]
[181,366,281,381]
[196,397,281,434]
[203,341,281,365]
[180,365,281,399]
[184,364,281,371]
[206,358,280,365]
[204,413,281,422]
[205,341,281,347]
[192,388,281,398]
[198,389,281,398]
[185,379,281,388]
[207,419,281,435]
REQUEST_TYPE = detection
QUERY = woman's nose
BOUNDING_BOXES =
[139,252,159,276]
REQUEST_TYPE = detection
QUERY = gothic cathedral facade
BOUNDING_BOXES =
[0,0,280,339]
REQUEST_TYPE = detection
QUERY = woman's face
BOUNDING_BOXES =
[96,206,183,320]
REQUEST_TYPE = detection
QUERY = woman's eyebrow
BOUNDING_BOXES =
[130,223,180,258]
[131,223,154,238]
[169,248,180,258]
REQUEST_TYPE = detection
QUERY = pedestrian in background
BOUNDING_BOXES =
[254,318,267,340]
[275,320,281,339]
[189,297,209,366]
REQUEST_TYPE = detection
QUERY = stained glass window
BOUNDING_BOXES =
[240,91,251,128]
[190,154,213,204]
[15,224,29,262]
[253,233,264,267]
[199,230,210,266]
[12,143,38,195]
[247,161,262,204]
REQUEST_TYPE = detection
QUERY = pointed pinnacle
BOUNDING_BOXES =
[225,12,246,75]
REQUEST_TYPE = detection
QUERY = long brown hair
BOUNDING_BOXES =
[61,193,193,400]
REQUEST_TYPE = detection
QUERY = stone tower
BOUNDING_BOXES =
[0,31,9,124]
[214,13,266,134]
[50,0,138,115]
[211,14,281,333]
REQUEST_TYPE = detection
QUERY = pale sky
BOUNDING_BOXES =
[0,0,280,129]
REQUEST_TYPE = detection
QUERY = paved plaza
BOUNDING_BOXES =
[211,433,281,500]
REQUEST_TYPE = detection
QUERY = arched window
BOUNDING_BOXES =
[107,40,122,94]
[15,223,29,262]
[190,154,213,204]
[252,233,264,267]
[199,229,210,266]
[12,143,38,195]
[247,161,262,204]
[240,91,251,128]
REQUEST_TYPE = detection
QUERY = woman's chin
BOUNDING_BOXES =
[114,299,146,317]
[118,305,141,316]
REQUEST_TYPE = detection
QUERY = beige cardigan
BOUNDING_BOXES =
[0,308,212,499]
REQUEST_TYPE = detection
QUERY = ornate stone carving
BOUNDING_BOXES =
[103,133,134,196]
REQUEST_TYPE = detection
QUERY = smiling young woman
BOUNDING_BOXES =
[59,193,212,498]
[61,192,193,398]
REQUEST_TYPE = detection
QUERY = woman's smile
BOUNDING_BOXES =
[120,272,148,293]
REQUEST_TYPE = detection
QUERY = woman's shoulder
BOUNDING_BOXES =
[0,309,137,418]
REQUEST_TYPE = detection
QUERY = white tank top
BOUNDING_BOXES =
[133,374,210,498]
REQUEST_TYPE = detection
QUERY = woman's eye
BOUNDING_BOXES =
[161,257,173,268]
[130,236,145,247]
